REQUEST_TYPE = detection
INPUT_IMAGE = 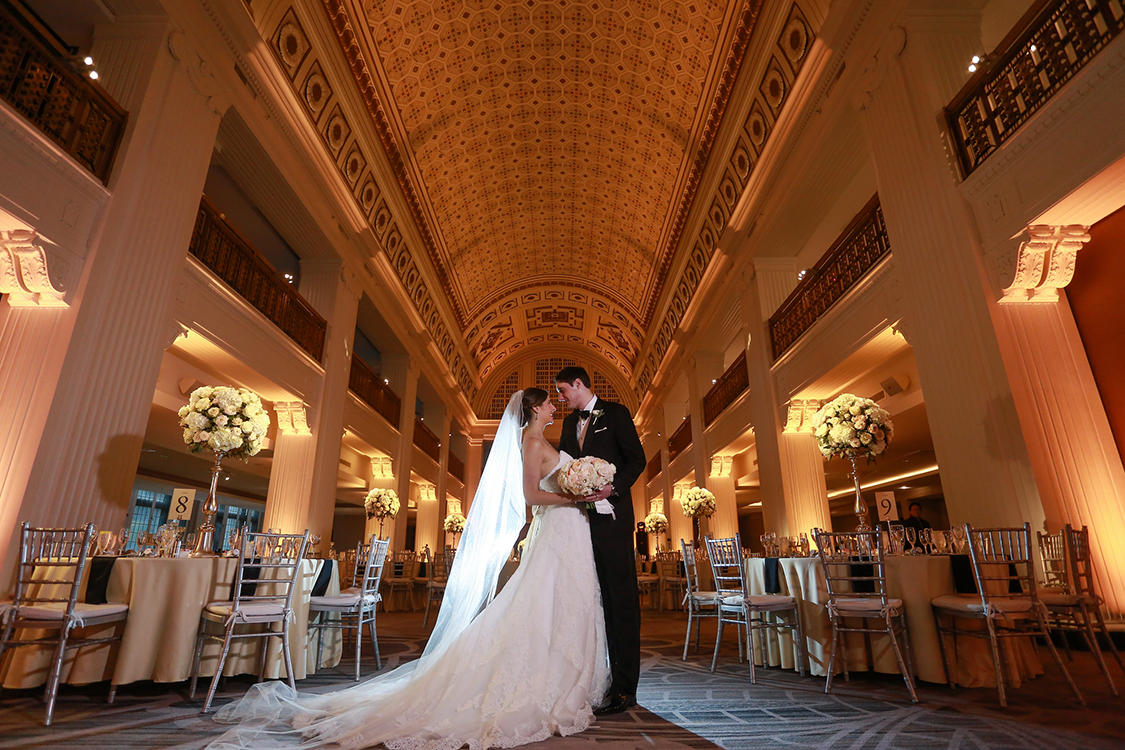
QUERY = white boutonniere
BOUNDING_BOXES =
[590,409,605,420]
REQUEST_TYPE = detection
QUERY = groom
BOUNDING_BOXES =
[555,366,646,715]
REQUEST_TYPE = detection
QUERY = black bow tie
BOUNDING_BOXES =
[576,409,592,419]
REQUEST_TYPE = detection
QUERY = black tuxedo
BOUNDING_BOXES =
[559,398,645,696]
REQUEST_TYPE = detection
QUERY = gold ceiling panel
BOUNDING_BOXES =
[333,0,749,373]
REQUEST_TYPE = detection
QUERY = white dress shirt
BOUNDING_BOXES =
[577,395,599,440]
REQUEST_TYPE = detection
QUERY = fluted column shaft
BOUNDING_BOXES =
[687,352,724,539]
[5,17,221,581]
[463,435,483,517]
[860,15,1041,528]
[434,410,452,547]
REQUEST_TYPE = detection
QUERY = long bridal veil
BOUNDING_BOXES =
[206,391,529,750]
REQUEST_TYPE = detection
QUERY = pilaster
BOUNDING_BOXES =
[433,410,452,548]
[708,455,739,540]
[989,225,1125,616]
[415,483,440,558]
[859,15,1042,528]
[8,16,224,580]
[463,435,483,517]
[779,399,832,534]
[262,401,316,533]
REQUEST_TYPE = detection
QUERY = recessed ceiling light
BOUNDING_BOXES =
[899,485,909,490]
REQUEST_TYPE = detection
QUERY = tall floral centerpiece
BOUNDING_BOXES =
[643,511,669,551]
[679,486,716,545]
[811,393,894,532]
[365,488,400,540]
[179,386,269,557]
[443,511,466,548]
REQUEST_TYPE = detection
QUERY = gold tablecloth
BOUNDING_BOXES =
[1,556,341,689]
[741,556,1042,687]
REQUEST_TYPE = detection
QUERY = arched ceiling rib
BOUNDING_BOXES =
[325,0,757,376]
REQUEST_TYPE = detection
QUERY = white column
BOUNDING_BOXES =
[858,15,1042,529]
[364,456,395,541]
[463,435,484,516]
[687,352,724,539]
[6,17,224,580]
[707,456,739,541]
[415,483,440,557]
[987,226,1125,616]
[433,410,453,547]
[298,260,361,550]
[779,400,832,534]
[382,355,418,549]
[262,402,316,533]
[742,262,797,535]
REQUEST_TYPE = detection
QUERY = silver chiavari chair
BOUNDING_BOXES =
[931,522,1083,708]
[814,528,917,703]
[382,549,418,611]
[680,540,719,660]
[1038,524,1122,695]
[309,536,389,680]
[706,534,807,683]
[189,529,310,713]
[656,550,688,612]
[423,546,456,628]
[0,523,129,725]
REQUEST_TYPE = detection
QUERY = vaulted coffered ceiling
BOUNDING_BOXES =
[265,0,815,407]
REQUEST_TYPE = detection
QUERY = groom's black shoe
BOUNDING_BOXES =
[594,693,637,716]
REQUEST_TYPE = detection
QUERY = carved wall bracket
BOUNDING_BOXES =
[995,224,1091,304]
[710,455,734,478]
[782,398,824,434]
[275,401,311,434]
[0,230,68,308]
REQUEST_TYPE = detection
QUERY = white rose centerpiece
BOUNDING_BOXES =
[679,487,716,518]
[811,393,894,462]
[364,488,400,520]
[443,512,466,534]
[177,385,270,557]
[812,393,895,531]
[643,511,669,534]
[556,456,616,497]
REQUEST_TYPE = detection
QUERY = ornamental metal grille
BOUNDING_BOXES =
[769,196,889,359]
[947,0,1125,176]
[486,371,520,419]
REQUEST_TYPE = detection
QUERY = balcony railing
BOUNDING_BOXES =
[668,416,692,462]
[703,351,748,427]
[769,195,889,358]
[413,417,441,462]
[348,356,401,427]
[0,1,126,183]
[448,452,464,482]
[646,452,661,482]
[189,197,327,361]
[947,0,1124,177]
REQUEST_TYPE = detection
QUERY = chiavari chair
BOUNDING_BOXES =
[705,534,806,683]
[382,549,418,611]
[423,546,456,628]
[189,529,309,712]
[0,523,129,725]
[656,550,688,612]
[308,536,389,679]
[931,522,1083,707]
[635,553,659,608]
[680,540,719,660]
[813,528,917,703]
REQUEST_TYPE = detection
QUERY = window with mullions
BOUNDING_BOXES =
[215,504,264,551]
[126,490,172,550]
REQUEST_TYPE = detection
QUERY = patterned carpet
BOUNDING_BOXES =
[0,610,1121,749]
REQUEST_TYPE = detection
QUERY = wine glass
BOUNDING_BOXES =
[951,526,965,554]
[888,524,905,556]
[904,527,918,555]
[919,528,934,555]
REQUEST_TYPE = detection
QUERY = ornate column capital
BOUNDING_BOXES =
[783,399,823,434]
[0,230,67,308]
[274,401,311,435]
[371,456,394,479]
[710,455,733,478]
[994,224,1091,304]
[418,484,436,502]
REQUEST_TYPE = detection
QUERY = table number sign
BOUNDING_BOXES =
[170,489,196,522]
[875,491,899,521]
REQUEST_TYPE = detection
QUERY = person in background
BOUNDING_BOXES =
[901,501,931,549]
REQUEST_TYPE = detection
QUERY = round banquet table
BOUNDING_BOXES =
[1,556,341,689]
[740,555,1042,687]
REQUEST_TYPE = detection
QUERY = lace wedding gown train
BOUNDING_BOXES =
[208,452,608,750]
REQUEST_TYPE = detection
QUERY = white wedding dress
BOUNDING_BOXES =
[207,450,608,750]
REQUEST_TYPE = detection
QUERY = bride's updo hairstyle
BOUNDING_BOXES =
[520,388,549,427]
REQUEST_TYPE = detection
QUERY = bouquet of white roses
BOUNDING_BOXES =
[679,487,716,518]
[443,512,466,534]
[811,393,894,462]
[364,488,400,520]
[556,456,617,496]
[643,511,669,534]
[178,386,269,459]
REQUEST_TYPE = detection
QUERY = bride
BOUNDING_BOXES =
[206,388,609,749]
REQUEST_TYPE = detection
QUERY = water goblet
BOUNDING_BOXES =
[904,526,918,554]
[919,528,934,555]
[888,524,905,556]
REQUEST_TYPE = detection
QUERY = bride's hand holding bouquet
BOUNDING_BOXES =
[556,456,617,517]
